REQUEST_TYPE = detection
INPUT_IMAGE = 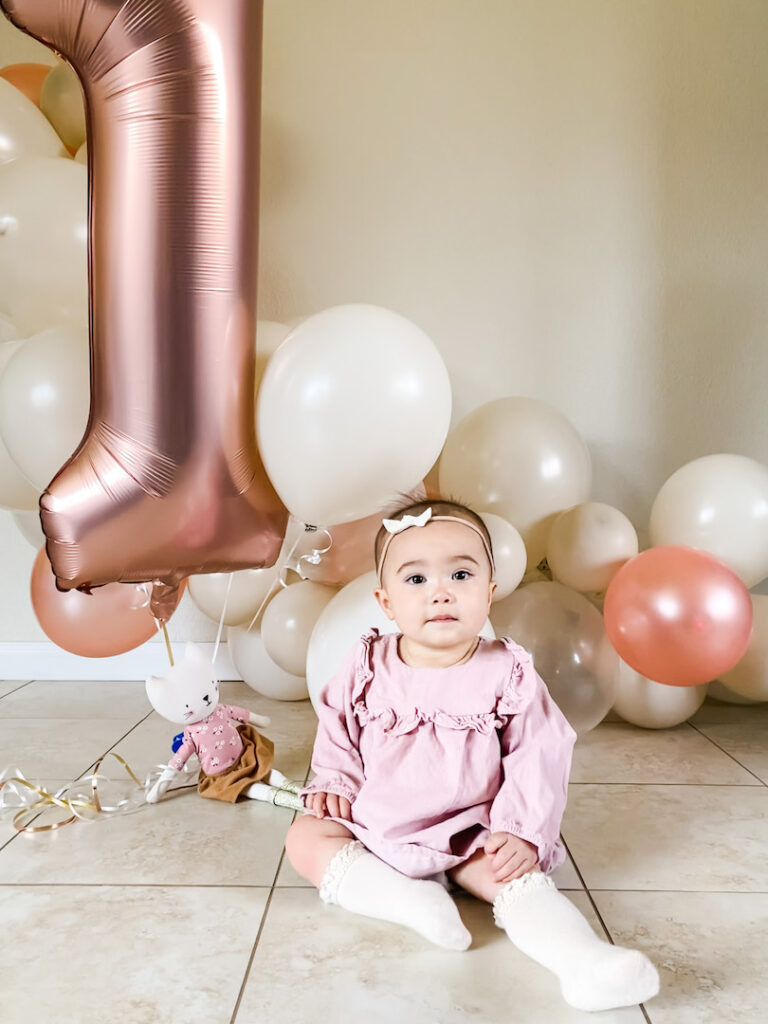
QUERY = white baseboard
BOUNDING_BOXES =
[0,641,239,681]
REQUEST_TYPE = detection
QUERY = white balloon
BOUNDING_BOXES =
[650,454,768,588]
[306,570,495,710]
[254,319,291,397]
[0,339,39,509]
[188,567,281,627]
[479,511,527,601]
[0,78,66,164]
[547,502,638,593]
[11,508,44,548]
[612,659,707,729]
[0,157,87,336]
[261,580,338,677]
[257,304,451,524]
[439,397,591,570]
[0,326,90,491]
[719,595,768,700]
[228,625,308,701]
[491,581,617,733]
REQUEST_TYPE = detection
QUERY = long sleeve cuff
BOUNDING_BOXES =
[300,775,359,807]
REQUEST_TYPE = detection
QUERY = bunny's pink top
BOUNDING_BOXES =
[170,704,250,775]
[302,629,577,878]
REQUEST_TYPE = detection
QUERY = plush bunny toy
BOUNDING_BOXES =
[145,642,302,809]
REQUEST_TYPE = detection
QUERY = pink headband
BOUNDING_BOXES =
[376,507,495,583]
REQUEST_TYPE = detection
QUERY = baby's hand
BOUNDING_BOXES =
[306,791,352,821]
[484,832,539,883]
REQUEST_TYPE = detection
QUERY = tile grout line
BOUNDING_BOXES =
[686,722,767,788]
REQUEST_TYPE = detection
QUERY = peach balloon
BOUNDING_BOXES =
[301,511,380,585]
[30,546,182,657]
[0,62,52,107]
[604,546,753,687]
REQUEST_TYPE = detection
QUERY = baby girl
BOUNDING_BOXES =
[286,497,658,1012]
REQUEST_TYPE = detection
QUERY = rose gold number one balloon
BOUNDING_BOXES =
[0,0,287,591]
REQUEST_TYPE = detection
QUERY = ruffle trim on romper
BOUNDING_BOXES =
[319,839,365,904]
[492,870,556,927]
[495,637,539,715]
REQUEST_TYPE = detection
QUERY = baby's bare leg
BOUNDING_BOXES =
[286,814,470,950]
[449,849,658,1012]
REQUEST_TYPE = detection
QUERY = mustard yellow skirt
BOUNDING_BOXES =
[197,724,274,803]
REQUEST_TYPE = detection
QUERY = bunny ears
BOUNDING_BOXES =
[376,506,494,582]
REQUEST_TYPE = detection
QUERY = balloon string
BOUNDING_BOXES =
[211,572,233,674]
[244,520,308,633]
[160,621,174,666]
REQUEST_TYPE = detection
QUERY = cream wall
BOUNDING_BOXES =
[1,0,767,646]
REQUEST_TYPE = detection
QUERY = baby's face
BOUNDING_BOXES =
[374,520,496,657]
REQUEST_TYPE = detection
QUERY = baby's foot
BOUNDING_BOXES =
[404,880,472,951]
[560,945,660,1012]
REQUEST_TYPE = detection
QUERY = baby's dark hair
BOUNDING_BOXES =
[373,492,494,575]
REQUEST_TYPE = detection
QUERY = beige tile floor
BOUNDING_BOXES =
[1,681,766,1024]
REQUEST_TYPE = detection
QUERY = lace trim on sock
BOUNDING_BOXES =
[319,840,365,905]
[492,871,556,928]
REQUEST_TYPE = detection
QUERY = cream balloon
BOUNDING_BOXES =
[439,397,591,570]
[254,319,291,397]
[0,339,39,509]
[547,502,638,593]
[11,508,44,548]
[74,140,86,165]
[650,454,768,588]
[40,62,86,151]
[187,567,281,627]
[491,581,617,733]
[306,570,495,710]
[479,511,526,601]
[0,326,89,491]
[0,313,17,343]
[719,595,768,700]
[706,679,764,705]
[228,625,308,701]
[261,580,338,677]
[257,304,452,525]
[0,157,87,336]
[612,659,707,729]
[0,77,66,164]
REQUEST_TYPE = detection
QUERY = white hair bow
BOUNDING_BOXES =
[382,507,433,533]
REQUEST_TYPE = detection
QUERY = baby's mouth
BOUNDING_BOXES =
[428,615,457,622]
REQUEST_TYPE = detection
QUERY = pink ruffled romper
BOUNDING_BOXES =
[302,628,577,879]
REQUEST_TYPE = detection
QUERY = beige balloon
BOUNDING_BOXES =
[719,595,768,700]
[40,62,86,151]
[439,397,591,570]
[650,454,768,588]
[11,508,44,548]
[479,511,526,602]
[0,157,88,336]
[261,580,338,677]
[187,567,281,627]
[0,326,90,491]
[612,659,707,729]
[706,679,764,705]
[0,78,66,164]
[0,313,17,343]
[0,339,39,509]
[74,141,87,165]
[547,502,638,593]
[228,624,309,701]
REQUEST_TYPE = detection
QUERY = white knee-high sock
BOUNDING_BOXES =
[493,872,659,1012]
[319,841,471,951]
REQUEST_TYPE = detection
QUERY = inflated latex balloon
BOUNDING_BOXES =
[479,512,526,602]
[604,546,753,687]
[0,156,87,335]
[707,679,764,704]
[260,580,337,677]
[0,77,65,163]
[547,502,638,594]
[306,570,495,710]
[649,454,768,588]
[257,304,452,525]
[228,624,308,701]
[439,397,591,570]
[188,568,280,628]
[0,0,288,590]
[39,61,85,151]
[719,595,768,700]
[11,508,44,548]
[612,659,708,729]
[0,62,52,107]
[491,581,618,733]
[0,326,89,491]
[0,339,39,509]
[254,320,291,397]
[30,546,182,656]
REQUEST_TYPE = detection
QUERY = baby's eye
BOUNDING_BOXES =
[405,574,427,585]
[452,569,473,581]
